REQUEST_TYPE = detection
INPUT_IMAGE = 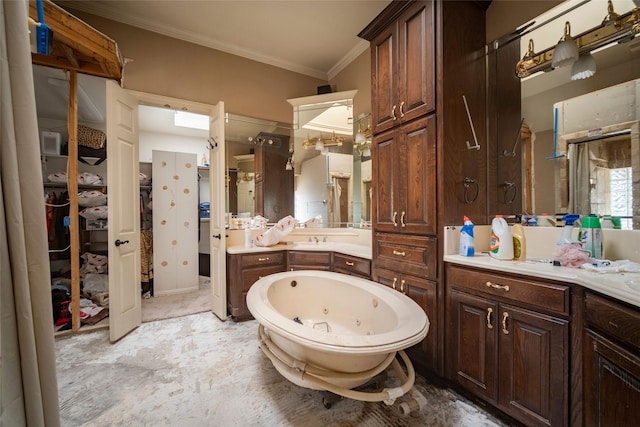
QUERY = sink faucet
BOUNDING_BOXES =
[314,236,319,244]
[323,236,327,243]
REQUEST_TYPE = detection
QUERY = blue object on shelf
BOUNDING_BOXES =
[199,202,210,218]
[35,0,53,55]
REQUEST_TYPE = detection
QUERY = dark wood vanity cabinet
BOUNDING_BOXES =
[372,115,436,235]
[446,264,571,427]
[365,0,435,135]
[226,251,286,320]
[333,253,371,279]
[584,292,640,426]
[361,0,490,376]
[375,267,437,371]
[287,250,332,271]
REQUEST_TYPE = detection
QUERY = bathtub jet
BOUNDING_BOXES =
[247,270,430,414]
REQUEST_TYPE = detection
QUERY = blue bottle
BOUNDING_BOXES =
[459,216,475,256]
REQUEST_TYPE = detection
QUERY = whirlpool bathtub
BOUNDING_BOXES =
[246,270,429,394]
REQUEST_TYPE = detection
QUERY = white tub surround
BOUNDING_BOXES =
[443,226,640,307]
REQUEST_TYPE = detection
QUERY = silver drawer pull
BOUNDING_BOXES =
[258,257,270,262]
[345,261,355,266]
[392,250,406,257]
[486,281,509,292]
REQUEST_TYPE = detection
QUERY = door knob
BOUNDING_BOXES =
[115,239,130,247]
[212,233,222,239]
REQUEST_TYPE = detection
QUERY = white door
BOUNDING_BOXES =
[209,102,227,320]
[106,80,141,341]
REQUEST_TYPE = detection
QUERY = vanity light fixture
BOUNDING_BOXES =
[602,0,621,27]
[551,21,579,68]
[516,2,640,79]
[302,132,344,150]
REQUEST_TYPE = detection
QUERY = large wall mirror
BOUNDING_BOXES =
[287,90,370,228]
[510,0,640,228]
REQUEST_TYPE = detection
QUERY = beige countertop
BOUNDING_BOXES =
[444,253,640,309]
[227,242,372,260]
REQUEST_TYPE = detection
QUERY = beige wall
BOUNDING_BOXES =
[67,9,373,124]
[329,50,372,119]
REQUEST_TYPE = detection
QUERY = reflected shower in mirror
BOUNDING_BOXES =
[288,90,358,228]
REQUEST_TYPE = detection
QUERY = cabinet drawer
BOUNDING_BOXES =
[241,251,284,268]
[288,250,332,267]
[586,292,640,352]
[375,233,437,279]
[446,265,570,316]
[333,253,371,278]
[242,265,285,292]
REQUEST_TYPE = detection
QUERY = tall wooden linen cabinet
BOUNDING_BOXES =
[359,0,493,376]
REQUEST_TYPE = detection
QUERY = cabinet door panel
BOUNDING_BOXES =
[398,1,435,123]
[447,289,498,402]
[584,330,640,427]
[403,275,437,370]
[372,129,399,232]
[498,304,568,427]
[371,27,397,134]
[400,115,436,235]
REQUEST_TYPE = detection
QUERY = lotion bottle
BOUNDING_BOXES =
[512,223,526,261]
[244,225,252,248]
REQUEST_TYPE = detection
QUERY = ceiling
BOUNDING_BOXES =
[55,0,392,81]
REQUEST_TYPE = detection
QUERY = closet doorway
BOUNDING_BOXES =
[137,103,217,322]
[133,91,227,322]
